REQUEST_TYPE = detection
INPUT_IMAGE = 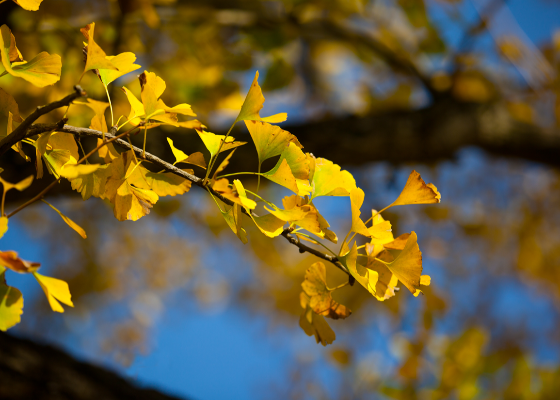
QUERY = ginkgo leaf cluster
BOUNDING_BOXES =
[0,20,442,346]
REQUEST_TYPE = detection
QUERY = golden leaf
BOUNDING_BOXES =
[33,272,73,313]
[0,251,40,273]
[301,262,351,319]
[42,200,87,239]
[235,71,287,123]
[389,170,441,208]
[0,270,23,331]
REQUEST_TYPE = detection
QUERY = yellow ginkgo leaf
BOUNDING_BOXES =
[213,149,236,180]
[299,293,336,346]
[0,250,40,273]
[0,271,23,332]
[60,164,103,179]
[42,200,87,239]
[245,120,301,165]
[0,87,23,122]
[0,217,7,239]
[12,0,43,11]
[102,152,159,221]
[33,272,73,313]
[0,174,33,192]
[389,170,441,208]
[128,165,193,197]
[385,231,423,294]
[197,129,246,159]
[368,210,394,246]
[80,23,118,77]
[281,195,336,241]
[250,213,286,238]
[75,98,110,120]
[383,232,409,250]
[232,179,257,210]
[40,132,80,179]
[166,137,207,169]
[365,250,399,301]
[220,203,248,244]
[70,164,111,200]
[235,71,287,123]
[157,98,196,117]
[311,158,356,199]
[0,25,61,87]
[121,86,146,125]
[302,262,352,319]
[339,242,379,297]
[139,71,166,117]
[413,275,431,297]
[350,188,371,237]
[262,158,300,194]
[98,52,141,86]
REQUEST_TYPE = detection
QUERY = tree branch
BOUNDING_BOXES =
[21,123,351,276]
[0,86,86,156]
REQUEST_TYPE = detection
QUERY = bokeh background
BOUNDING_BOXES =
[1,0,560,399]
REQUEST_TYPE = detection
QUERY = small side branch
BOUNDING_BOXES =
[0,86,86,156]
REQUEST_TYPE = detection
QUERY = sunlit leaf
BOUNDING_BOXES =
[262,158,300,194]
[235,71,287,123]
[60,164,103,179]
[388,170,441,208]
[350,188,371,237]
[299,293,336,346]
[302,262,351,319]
[310,157,356,199]
[0,87,22,122]
[70,164,111,200]
[0,251,40,273]
[368,210,394,246]
[0,217,7,239]
[103,152,159,221]
[385,231,424,294]
[245,120,301,166]
[139,71,166,117]
[250,213,286,238]
[0,25,61,87]
[197,129,246,159]
[220,203,248,244]
[0,270,23,331]
[33,272,73,313]
[340,242,379,297]
[0,174,33,192]
[127,161,193,197]
[121,86,145,125]
[12,0,43,11]
[414,275,431,297]
[75,98,110,120]
[166,137,206,169]
[232,179,257,210]
[80,23,118,76]
[364,250,398,301]
[384,233,410,250]
[98,52,141,86]
[42,200,87,239]
[213,149,236,179]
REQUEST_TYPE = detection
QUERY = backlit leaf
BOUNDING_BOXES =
[0,87,22,122]
[166,138,206,168]
[368,211,394,246]
[0,271,23,331]
[197,129,246,159]
[128,163,193,197]
[0,217,7,239]
[235,71,287,123]
[103,152,159,221]
[299,293,336,346]
[0,25,61,87]
[302,262,351,319]
[42,200,87,239]
[220,203,248,244]
[0,251,40,273]
[80,23,118,75]
[213,149,236,179]
[0,174,33,192]
[98,52,141,86]
[60,164,103,179]
[310,158,356,199]
[12,0,43,11]
[232,179,257,210]
[245,120,301,165]
[70,164,110,200]
[250,213,286,238]
[33,272,73,313]
[350,188,371,237]
[385,231,424,294]
[389,170,441,208]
